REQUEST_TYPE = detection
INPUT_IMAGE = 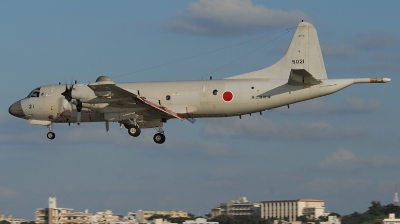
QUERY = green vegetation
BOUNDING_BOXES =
[0,221,35,224]
[341,201,400,224]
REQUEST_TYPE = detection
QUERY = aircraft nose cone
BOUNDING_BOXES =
[9,100,25,118]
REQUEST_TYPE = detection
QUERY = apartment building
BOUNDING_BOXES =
[35,197,91,224]
[209,197,260,218]
[0,214,26,224]
[35,197,126,224]
[135,210,189,223]
[260,199,327,222]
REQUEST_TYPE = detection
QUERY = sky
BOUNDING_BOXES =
[1,0,400,220]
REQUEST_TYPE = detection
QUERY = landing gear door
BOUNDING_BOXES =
[200,85,208,105]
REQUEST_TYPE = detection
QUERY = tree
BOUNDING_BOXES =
[384,204,400,217]
[328,212,341,217]
[341,212,363,224]
[296,215,310,222]
[367,201,385,216]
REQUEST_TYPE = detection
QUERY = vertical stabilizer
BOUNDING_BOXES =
[227,22,327,80]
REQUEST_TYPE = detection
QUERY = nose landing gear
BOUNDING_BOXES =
[46,123,55,140]
[47,131,55,140]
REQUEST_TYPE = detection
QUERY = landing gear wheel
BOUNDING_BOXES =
[153,133,166,144]
[47,132,55,140]
[127,125,141,137]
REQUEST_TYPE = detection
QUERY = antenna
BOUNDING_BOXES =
[394,185,399,206]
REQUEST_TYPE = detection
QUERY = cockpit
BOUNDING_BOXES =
[27,87,41,98]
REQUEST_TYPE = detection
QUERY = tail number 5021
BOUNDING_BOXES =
[292,59,305,64]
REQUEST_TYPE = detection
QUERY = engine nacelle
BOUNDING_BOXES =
[71,84,94,101]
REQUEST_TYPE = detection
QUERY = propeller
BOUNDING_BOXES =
[61,83,81,124]
[61,84,73,101]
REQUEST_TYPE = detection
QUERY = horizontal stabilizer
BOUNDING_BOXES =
[288,69,322,86]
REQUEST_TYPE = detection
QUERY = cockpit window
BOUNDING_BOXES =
[27,88,41,98]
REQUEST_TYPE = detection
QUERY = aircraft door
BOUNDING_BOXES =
[200,85,208,105]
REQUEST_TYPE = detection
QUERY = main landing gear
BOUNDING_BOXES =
[153,126,166,144]
[127,125,141,137]
[124,123,166,144]
[47,123,55,140]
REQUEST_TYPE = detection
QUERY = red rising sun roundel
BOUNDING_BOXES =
[222,91,234,102]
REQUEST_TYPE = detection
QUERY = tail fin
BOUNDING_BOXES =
[227,22,327,80]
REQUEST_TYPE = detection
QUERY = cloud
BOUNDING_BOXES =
[344,97,381,111]
[299,177,371,193]
[0,186,20,200]
[203,116,366,140]
[318,148,361,171]
[322,42,356,58]
[276,98,334,114]
[164,0,309,36]
[275,97,381,114]
[317,148,400,171]
[354,31,399,51]
[160,135,235,157]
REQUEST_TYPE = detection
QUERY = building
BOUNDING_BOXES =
[135,210,188,223]
[321,216,341,224]
[209,197,260,218]
[183,218,218,224]
[91,210,123,224]
[382,213,400,224]
[35,197,128,224]
[260,199,328,222]
[0,214,26,224]
[35,197,91,224]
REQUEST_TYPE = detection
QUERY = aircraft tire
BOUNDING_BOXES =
[47,132,55,140]
[153,133,166,144]
[128,125,141,137]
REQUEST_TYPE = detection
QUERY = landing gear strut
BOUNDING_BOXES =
[153,126,166,144]
[47,123,55,140]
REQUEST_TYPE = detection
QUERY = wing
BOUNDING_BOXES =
[87,83,195,123]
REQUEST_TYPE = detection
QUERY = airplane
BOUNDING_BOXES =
[9,22,390,144]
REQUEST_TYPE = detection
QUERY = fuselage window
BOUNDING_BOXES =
[30,91,40,97]
[213,89,218,95]
[27,88,41,98]
[166,95,171,100]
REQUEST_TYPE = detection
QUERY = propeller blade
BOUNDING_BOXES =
[105,121,109,132]
[77,111,81,125]
[62,99,71,111]
[75,99,82,125]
